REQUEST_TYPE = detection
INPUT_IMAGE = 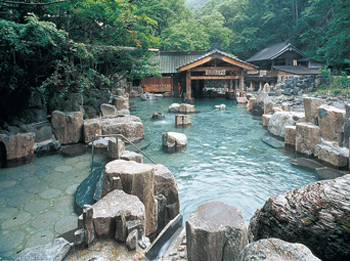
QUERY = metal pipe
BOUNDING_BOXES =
[90,134,156,171]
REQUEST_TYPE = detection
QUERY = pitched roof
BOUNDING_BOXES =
[247,41,307,62]
[154,51,207,74]
[273,65,320,75]
[176,48,257,71]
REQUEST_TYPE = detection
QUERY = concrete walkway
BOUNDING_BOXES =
[0,153,103,260]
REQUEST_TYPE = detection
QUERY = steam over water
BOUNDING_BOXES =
[132,97,318,223]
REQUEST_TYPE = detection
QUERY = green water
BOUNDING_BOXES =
[131,97,318,223]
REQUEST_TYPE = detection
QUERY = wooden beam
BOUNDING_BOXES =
[221,56,256,70]
[191,66,241,72]
[178,57,212,72]
[190,76,241,80]
[186,71,191,98]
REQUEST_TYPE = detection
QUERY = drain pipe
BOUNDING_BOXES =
[90,134,156,171]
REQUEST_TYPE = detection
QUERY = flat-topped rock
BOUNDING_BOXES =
[315,140,349,168]
[186,201,248,261]
[248,174,350,261]
[120,150,143,163]
[169,103,180,113]
[238,238,321,261]
[100,103,117,117]
[103,160,157,237]
[179,103,195,113]
[162,132,187,153]
[83,115,144,144]
[303,96,323,124]
[175,115,191,128]
[91,190,145,239]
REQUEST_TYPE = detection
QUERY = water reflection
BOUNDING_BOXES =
[131,97,318,223]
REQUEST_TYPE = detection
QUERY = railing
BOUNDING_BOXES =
[90,134,156,171]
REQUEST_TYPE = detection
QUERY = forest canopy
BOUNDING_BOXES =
[0,0,349,122]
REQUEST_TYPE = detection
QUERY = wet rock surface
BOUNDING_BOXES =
[13,237,71,261]
[248,174,350,261]
[268,111,305,138]
[238,238,321,261]
[186,201,248,261]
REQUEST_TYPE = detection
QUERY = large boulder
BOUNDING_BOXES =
[103,160,157,237]
[296,122,321,156]
[169,103,180,113]
[315,140,348,168]
[248,174,350,261]
[318,104,345,142]
[303,96,323,125]
[238,238,321,261]
[83,115,144,144]
[186,201,248,261]
[268,112,305,138]
[162,132,187,153]
[13,237,71,261]
[20,121,53,142]
[285,125,296,147]
[153,164,180,231]
[1,132,35,167]
[179,103,195,113]
[91,189,145,239]
[51,110,83,145]
[250,91,271,116]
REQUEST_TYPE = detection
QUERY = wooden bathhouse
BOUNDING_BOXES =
[246,41,322,90]
[140,48,257,99]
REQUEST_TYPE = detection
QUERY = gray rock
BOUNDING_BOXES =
[175,115,191,128]
[284,125,296,147]
[162,132,187,153]
[238,238,321,261]
[83,115,144,144]
[315,140,349,168]
[14,237,71,261]
[20,121,52,142]
[141,93,158,101]
[186,201,248,261]
[343,103,350,148]
[51,111,83,145]
[100,103,117,117]
[179,103,195,113]
[103,160,157,237]
[267,112,305,138]
[316,167,347,180]
[120,150,143,163]
[318,104,345,142]
[169,103,180,113]
[152,111,165,120]
[248,174,350,261]
[114,95,129,111]
[92,189,145,239]
[107,138,125,159]
[303,97,323,125]
[34,139,61,157]
[126,229,138,251]
[295,122,321,156]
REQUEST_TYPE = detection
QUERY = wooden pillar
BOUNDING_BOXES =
[239,71,244,92]
[250,80,254,89]
[186,70,191,98]
[259,80,263,90]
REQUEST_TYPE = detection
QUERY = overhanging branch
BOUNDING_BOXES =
[2,0,67,5]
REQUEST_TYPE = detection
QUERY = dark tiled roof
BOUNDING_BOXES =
[273,66,320,75]
[154,51,207,74]
[247,41,307,62]
[176,48,257,70]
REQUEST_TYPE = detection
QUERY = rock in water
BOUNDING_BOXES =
[248,174,350,261]
[238,238,321,261]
